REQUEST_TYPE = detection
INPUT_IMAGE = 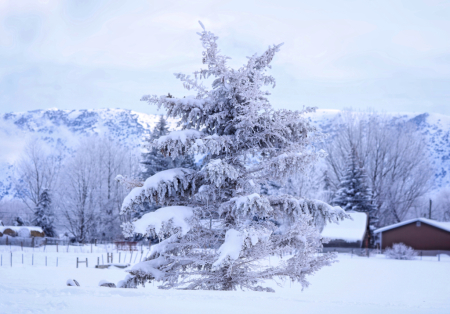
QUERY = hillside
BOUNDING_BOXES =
[0,108,448,199]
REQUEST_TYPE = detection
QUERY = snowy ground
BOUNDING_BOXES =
[0,246,449,314]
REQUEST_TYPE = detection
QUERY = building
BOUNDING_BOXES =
[0,226,45,238]
[321,212,369,248]
[374,218,450,250]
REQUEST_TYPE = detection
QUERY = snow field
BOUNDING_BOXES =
[0,253,449,314]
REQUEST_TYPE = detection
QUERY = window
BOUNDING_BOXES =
[416,221,421,227]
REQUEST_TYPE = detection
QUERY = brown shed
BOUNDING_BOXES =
[374,218,450,250]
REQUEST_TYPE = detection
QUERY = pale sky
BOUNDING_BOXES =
[1,0,449,115]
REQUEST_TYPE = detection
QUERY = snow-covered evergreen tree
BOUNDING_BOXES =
[118,23,348,292]
[13,216,28,226]
[142,115,197,180]
[332,147,377,244]
[33,189,55,237]
[332,148,376,213]
[141,115,172,179]
[136,115,197,220]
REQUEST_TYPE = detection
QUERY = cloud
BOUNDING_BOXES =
[0,0,449,115]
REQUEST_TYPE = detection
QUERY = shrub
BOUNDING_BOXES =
[385,243,417,260]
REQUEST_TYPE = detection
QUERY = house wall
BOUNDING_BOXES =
[381,222,450,250]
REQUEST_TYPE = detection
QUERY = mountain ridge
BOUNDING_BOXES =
[0,107,448,200]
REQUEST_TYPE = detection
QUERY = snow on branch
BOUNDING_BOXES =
[120,168,195,214]
[153,129,203,158]
[266,150,327,182]
[268,195,349,227]
[115,175,143,190]
[154,130,234,159]
[220,193,273,221]
[133,205,195,238]
[212,229,243,268]
[212,226,272,270]
[190,134,233,156]
[201,159,239,188]
[158,129,203,146]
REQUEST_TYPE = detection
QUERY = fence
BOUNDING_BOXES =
[321,247,450,260]
[0,236,47,248]
[0,249,149,268]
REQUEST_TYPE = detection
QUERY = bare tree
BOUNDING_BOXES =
[60,136,140,241]
[325,111,433,226]
[96,137,140,238]
[60,138,101,242]
[414,188,450,221]
[434,188,450,221]
[15,139,61,210]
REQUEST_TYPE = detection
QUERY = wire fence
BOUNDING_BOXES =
[321,247,450,261]
[0,247,151,268]
[0,236,152,251]
[0,243,448,269]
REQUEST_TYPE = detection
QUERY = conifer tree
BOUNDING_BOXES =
[141,115,172,179]
[33,189,56,237]
[136,115,197,220]
[332,148,377,244]
[118,23,348,292]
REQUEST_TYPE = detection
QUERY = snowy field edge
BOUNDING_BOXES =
[0,253,449,314]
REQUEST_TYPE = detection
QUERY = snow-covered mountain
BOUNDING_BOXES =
[0,108,178,199]
[309,109,450,189]
[0,108,449,199]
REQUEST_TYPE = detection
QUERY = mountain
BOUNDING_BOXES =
[308,109,450,190]
[0,108,178,199]
[0,108,449,200]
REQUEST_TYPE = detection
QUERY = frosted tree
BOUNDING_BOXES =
[33,189,56,237]
[60,136,140,242]
[324,111,432,225]
[141,115,172,179]
[137,115,197,220]
[385,243,417,260]
[332,147,377,244]
[15,139,61,211]
[118,23,348,292]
